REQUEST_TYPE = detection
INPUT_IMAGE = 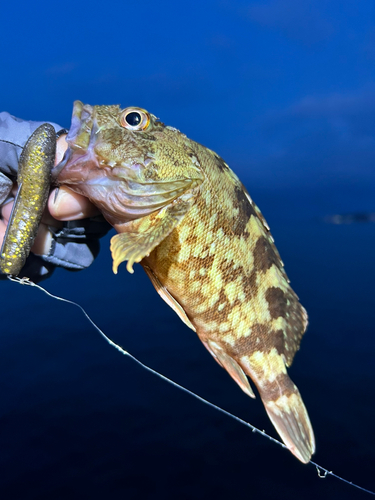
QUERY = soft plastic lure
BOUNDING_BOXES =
[0,123,56,275]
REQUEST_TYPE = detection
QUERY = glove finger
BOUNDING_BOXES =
[0,172,13,205]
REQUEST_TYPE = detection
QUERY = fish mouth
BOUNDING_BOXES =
[53,101,98,183]
[55,101,201,222]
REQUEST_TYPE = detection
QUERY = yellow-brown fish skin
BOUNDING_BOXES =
[58,101,315,463]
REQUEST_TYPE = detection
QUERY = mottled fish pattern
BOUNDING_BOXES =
[58,101,315,462]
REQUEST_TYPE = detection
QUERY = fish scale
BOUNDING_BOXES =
[57,101,315,463]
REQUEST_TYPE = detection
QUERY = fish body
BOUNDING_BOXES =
[58,101,315,462]
[0,124,56,275]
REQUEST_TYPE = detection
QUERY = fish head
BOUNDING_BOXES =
[57,101,203,224]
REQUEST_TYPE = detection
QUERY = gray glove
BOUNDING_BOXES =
[0,112,111,281]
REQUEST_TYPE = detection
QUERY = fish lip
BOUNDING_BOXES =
[66,100,94,145]
[61,100,98,153]
[54,101,102,184]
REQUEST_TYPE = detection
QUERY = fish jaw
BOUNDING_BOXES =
[56,101,110,189]
[67,100,95,150]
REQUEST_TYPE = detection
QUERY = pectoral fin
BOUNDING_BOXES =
[110,195,193,274]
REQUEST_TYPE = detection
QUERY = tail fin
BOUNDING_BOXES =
[262,381,315,463]
[202,340,315,462]
[241,351,315,463]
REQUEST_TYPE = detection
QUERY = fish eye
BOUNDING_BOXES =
[120,107,150,131]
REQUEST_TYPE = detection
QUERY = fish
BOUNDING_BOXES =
[0,123,56,276]
[57,101,315,463]
[323,212,375,224]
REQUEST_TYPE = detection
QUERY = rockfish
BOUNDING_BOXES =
[57,101,315,463]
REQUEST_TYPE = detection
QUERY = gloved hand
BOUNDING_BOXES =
[0,112,111,281]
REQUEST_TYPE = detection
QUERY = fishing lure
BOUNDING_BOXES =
[0,123,56,276]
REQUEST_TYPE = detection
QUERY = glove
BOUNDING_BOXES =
[0,112,111,281]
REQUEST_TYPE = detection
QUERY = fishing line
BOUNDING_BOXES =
[8,275,375,497]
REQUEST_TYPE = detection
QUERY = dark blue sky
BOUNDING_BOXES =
[2,1,375,196]
[1,2,375,499]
